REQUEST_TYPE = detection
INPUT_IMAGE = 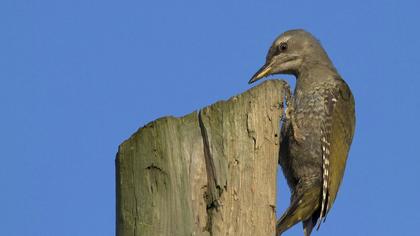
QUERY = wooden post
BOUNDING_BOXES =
[116,80,288,236]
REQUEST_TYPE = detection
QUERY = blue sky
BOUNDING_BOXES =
[1,0,419,235]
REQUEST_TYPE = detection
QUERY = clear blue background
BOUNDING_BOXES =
[1,0,419,235]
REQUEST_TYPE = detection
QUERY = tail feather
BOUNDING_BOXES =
[276,186,321,236]
[276,199,300,236]
[303,214,318,236]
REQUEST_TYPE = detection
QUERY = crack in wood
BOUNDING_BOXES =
[198,109,221,235]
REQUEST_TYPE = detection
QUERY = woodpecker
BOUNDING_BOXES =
[249,30,355,236]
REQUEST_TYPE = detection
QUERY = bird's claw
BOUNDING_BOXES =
[293,127,306,142]
[286,107,306,141]
[285,106,292,120]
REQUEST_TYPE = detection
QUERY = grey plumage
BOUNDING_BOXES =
[249,30,355,236]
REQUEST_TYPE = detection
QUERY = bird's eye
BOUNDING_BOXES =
[278,42,288,52]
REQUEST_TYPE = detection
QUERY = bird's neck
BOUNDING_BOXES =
[295,62,339,92]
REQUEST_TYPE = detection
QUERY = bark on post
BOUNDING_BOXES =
[116,79,288,236]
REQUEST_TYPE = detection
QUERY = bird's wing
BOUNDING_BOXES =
[318,78,356,227]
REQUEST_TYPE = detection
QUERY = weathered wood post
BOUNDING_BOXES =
[116,79,287,236]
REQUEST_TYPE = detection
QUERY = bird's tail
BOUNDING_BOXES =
[276,185,320,236]
[303,214,318,236]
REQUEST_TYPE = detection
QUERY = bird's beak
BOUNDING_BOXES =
[248,63,272,84]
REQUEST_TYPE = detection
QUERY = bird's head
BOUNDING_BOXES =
[249,29,331,84]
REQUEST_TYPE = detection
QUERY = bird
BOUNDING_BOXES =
[248,29,355,236]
